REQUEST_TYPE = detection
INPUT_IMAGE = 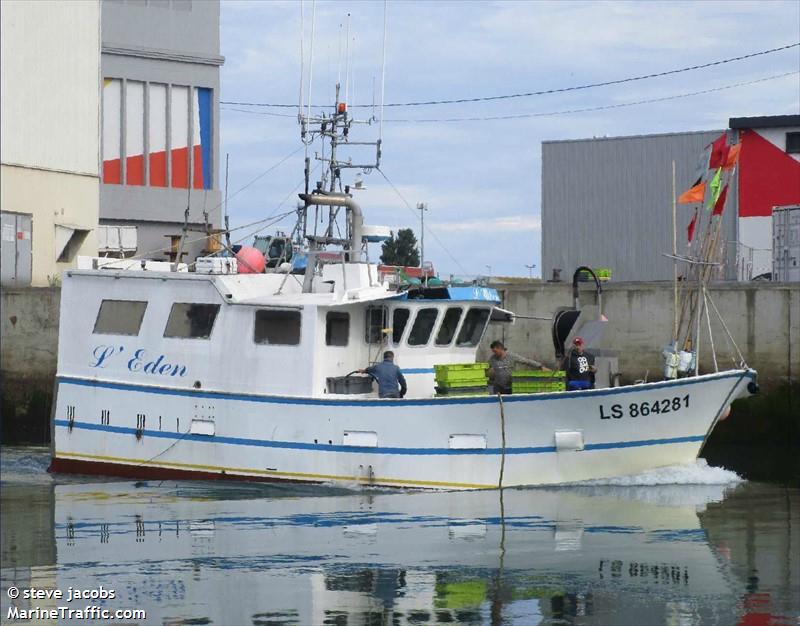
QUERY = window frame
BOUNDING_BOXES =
[435,306,464,346]
[325,311,350,347]
[365,305,388,344]
[786,131,800,154]
[163,302,220,340]
[455,307,491,347]
[391,307,411,346]
[253,308,302,346]
[407,307,440,348]
[92,299,148,336]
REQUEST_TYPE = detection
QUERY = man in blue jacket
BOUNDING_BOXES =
[360,351,408,399]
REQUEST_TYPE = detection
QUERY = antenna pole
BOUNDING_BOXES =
[417,202,427,268]
[344,13,351,105]
[298,0,304,122]
[224,152,231,248]
[306,0,316,124]
[379,0,388,142]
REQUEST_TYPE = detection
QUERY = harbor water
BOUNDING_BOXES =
[1,447,797,626]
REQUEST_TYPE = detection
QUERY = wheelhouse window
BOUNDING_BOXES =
[326,311,350,346]
[392,308,410,345]
[254,309,301,345]
[435,307,463,346]
[365,305,387,344]
[456,308,490,346]
[408,308,439,346]
[93,299,147,336]
[164,303,220,339]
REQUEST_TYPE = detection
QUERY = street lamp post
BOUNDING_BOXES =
[525,264,536,279]
[416,202,428,268]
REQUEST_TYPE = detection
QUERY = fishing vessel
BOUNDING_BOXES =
[48,77,758,489]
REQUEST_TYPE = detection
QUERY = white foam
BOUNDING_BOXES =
[573,459,743,487]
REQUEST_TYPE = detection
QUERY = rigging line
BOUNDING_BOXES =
[382,71,799,123]
[220,42,800,108]
[104,209,298,265]
[376,167,468,275]
[221,71,799,123]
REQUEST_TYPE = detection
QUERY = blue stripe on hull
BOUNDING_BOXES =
[56,370,752,408]
[55,419,704,456]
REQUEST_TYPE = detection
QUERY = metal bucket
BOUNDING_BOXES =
[326,375,373,395]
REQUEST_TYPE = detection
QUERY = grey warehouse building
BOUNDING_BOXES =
[100,0,224,261]
[541,130,736,282]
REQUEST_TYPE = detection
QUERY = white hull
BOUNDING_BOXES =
[51,369,754,489]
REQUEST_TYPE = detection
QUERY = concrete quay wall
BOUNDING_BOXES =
[1,287,60,443]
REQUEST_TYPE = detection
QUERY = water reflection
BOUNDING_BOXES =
[1,449,798,625]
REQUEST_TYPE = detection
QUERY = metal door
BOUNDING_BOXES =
[1,212,33,286]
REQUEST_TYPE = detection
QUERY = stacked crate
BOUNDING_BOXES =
[512,370,567,394]
[434,363,489,397]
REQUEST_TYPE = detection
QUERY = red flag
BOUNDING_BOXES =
[709,133,729,169]
[723,143,741,170]
[678,181,705,204]
[687,210,698,242]
[712,185,728,215]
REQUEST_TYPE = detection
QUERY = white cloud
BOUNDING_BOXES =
[431,215,541,233]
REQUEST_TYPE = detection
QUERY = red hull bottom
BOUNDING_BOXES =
[47,457,319,485]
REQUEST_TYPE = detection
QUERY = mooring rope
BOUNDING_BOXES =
[496,393,507,490]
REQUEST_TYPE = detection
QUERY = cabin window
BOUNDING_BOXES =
[93,299,148,336]
[164,303,220,339]
[408,308,439,346]
[326,311,350,346]
[254,309,301,345]
[435,307,463,346]
[392,308,410,345]
[365,305,387,344]
[456,308,490,346]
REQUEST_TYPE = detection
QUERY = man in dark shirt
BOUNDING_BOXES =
[564,337,596,391]
[487,340,548,394]
[360,351,407,399]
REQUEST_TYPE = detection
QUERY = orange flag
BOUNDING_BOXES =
[723,143,741,170]
[678,181,705,204]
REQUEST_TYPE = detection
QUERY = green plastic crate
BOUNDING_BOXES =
[438,377,489,389]
[434,363,489,384]
[513,381,566,393]
[512,370,566,378]
[435,385,487,397]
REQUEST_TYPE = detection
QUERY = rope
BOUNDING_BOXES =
[496,393,506,490]
[375,167,469,275]
[705,289,748,367]
[703,287,719,373]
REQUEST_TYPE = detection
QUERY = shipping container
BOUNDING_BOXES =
[772,204,800,282]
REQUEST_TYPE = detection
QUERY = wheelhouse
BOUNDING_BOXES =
[58,267,499,400]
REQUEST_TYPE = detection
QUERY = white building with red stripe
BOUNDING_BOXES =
[730,115,800,279]
[100,0,223,262]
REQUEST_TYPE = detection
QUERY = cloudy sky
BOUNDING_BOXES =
[219,0,800,277]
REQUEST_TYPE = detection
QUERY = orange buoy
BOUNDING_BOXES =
[235,246,266,274]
